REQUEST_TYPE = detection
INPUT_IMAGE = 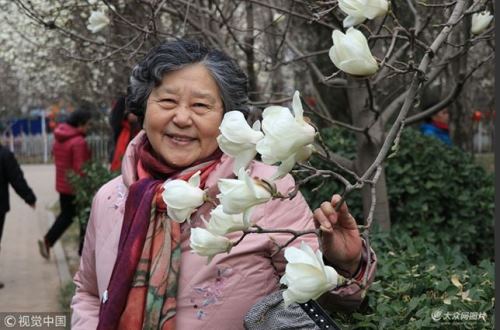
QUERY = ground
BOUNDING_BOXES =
[0,164,64,313]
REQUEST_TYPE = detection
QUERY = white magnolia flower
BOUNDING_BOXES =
[86,11,110,33]
[217,111,264,174]
[162,171,205,223]
[329,28,379,76]
[280,242,343,307]
[256,91,316,178]
[339,0,389,28]
[471,11,493,35]
[206,205,250,235]
[190,227,233,262]
[217,168,273,219]
[274,144,315,180]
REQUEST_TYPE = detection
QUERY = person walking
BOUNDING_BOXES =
[0,143,37,288]
[38,109,92,259]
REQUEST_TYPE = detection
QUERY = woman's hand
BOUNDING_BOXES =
[313,194,362,276]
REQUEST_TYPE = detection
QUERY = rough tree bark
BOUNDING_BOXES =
[347,80,391,230]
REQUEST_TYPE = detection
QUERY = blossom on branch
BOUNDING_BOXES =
[86,11,110,33]
[280,242,344,307]
[217,111,264,174]
[329,27,379,76]
[256,91,316,179]
[205,205,250,235]
[471,11,493,35]
[338,0,389,28]
[190,227,233,262]
[162,171,205,223]
[217,168,273,221]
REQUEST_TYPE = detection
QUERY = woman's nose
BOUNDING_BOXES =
[172,105,193,127]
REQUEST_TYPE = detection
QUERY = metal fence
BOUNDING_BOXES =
[1,133,111,164]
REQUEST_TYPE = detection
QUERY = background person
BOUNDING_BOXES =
[38,109,92,259]
[419,84,452,146]
[109,95,140,172]
[0,143,37,289]
[71,39,376,329]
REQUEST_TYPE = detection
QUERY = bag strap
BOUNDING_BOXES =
[299,300,342,330]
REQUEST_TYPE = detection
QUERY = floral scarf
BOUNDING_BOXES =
[97,139,222,330]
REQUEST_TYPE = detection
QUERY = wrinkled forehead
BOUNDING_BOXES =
[153,84,219,105]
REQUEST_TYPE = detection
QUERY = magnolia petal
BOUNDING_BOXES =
[284,245,322,269]
[188,171,201,187]
[292,91,304,120]
[242,206,254,227]
[219,111,264,144]
[190,227,233,258]
[324,266,340,286]
[233,148,257,175]
[163,181,205,209]
[330,28,379,76]
[337,58,378,76]
[167,206,192,223]
[339,0,363,16]
[363,1,388,19]
[343,15,365,28]
[471,11,493,34]
[217,135,249,156]
[252,120,261,131]
[272,153,297,180]
[206,205,248,235]
[261,107,296,137]
[345,28,372,55]
[295,144,315,163]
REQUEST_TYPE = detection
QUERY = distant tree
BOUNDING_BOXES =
[1,0,494,233]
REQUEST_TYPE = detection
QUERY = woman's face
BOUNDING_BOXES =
[144,63,224,168]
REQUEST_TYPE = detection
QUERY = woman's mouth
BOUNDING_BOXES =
[166,133,197,146]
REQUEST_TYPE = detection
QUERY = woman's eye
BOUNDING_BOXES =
[193,103,208,108]
[160,98,176,104]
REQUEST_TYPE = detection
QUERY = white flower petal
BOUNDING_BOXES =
[329,27,379,76]
[190,227,233,261]
[280,242,341,307]
[471,11,494,35]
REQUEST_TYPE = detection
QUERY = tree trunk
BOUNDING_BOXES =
[449,4,473,151]
[347,80,391,230]
[244,2,259,100]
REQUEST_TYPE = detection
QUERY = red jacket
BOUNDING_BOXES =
[53,123,91,194]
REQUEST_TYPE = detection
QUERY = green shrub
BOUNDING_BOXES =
[299,127,495,329]
[68,161,119,242]
[330,229,495,329]
[385,130,494,262]
[301,128,494,262]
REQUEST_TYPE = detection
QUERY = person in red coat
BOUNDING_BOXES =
[38,109,92,259]
[108,96,140,172]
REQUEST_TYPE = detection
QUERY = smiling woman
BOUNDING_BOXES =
[71,39,376,330]
[144,64,224,168]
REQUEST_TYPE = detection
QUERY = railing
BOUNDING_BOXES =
[1,133,111,164]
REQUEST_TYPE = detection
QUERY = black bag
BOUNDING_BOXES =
[244,290,341,330]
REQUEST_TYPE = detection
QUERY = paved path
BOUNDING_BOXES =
[0,164,62,312]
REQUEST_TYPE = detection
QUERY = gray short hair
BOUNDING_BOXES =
[127,39,249,120]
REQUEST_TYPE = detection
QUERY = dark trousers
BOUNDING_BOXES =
[45,194,76,247]
[0,212,5,244]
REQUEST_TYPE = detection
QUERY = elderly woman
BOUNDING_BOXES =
[71,39,376,329]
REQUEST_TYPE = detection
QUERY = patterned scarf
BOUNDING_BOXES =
[97,139,222,330]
